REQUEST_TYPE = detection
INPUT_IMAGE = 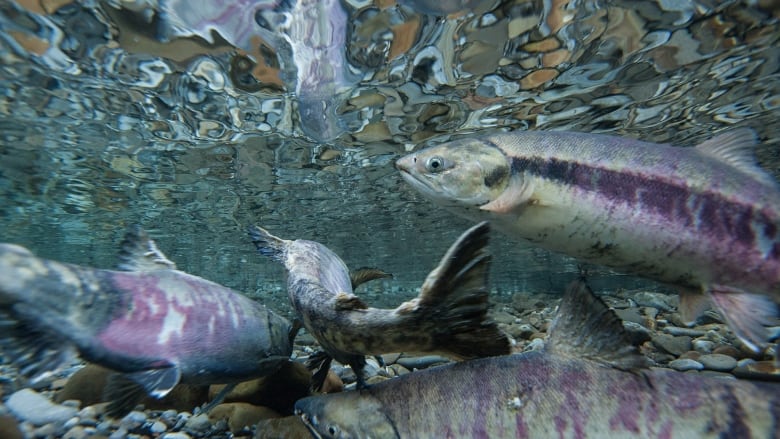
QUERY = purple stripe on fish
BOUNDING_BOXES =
[510,156,776,252]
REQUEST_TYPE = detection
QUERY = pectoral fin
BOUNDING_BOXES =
[306,350,333,393]
[678,289,711,325]
[479,172,533,213]
[708,286,778,353]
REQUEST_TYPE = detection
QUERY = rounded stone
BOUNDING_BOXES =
[692,339,714,354]
[712,345,741,358]
[62,426,89,439]
[150,421,168,434]
[184,413,211,432]
[698,353,737,372]
[119,411,147,430]
[6,389,79,426]
[669,358,704,371]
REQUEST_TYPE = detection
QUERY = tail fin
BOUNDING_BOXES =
[404,221,510,359]
[248,225,289,261]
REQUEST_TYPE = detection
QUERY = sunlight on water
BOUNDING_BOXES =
[0,0,778,308]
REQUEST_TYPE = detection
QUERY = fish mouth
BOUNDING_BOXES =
[395,158,437,194]
[295,409,323,439]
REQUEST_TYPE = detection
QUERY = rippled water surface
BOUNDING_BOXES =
[1,0,779,309]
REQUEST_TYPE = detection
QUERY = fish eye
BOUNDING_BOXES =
[327,424,340,436]
[426,156,447,172]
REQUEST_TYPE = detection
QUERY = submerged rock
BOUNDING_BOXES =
[209,361,310,414]
[698,354,738,372]
[669,358,704,371]
[254,416,312,439]
[652,333,692,356]
[0,414,24,439]
[6,388,79,426]
[208,403,279,433]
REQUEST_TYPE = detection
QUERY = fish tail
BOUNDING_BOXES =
[401,222,511,358]
[247,225,289,261]
[0,243,108,382]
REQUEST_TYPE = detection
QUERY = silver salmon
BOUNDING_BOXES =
[0,226,293,416]
[295,281,780,439]
[395,129,780,352]
[248,221,510,389]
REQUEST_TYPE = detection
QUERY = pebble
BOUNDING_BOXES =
[663,326,705,337]
[515,324,537,339]
[622,321,652,345]
[120,411,148,430]
[150,420,168,434]
[492,310,518,325]
[712,345,741,358]
[63,425,89,439]
[184,413,212,432]
[698,354,738,372]
[162,433,192,439]
[108,427,128,439]
[692,339,714,354]
[0,414,24,439]
[630,291,677,311]
[652,334,692,356]
[669,358,704,371]
[34,423,59,437]
[6,388,79,426]
[678,351,701,361]
[614,308,645,325]
[396,355,451,370]
[527,338,545,351]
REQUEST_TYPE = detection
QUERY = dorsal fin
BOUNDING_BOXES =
[546,280,650,370]
[117,225,177,271]
[695,128,778,187]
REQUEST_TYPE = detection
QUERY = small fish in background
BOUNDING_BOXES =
[249,221,510,390]
[0,226,294,416]
[295,280,780,439]
[396,129,780,354]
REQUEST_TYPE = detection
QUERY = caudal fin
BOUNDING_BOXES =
[248,225,289,261]
[401,221,510,359]
[708,286,779,353]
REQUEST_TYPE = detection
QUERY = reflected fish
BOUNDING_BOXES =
[0,226,293,416]
[249,221,510,390]
[295,281,780,439]
[396,129,780,352]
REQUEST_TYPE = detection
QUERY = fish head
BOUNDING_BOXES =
[295,393,399,439]
[395,138,512,210]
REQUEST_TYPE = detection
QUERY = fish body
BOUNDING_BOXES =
[395,130,780,349]
[249,221,510,388]
[295,282,780,439]
[0,227,292,414]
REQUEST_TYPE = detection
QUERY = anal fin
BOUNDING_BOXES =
[547,281,650,370]
[708,286,779,352]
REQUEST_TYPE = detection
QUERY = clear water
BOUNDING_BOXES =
[0,0,778,312]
